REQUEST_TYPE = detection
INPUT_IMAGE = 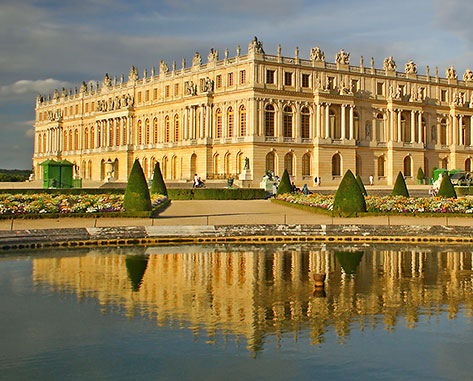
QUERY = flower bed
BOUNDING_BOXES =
[275,193,473,215]
[0,193,167,217]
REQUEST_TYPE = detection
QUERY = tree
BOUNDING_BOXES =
[333,169,366,217]
[276,169,293,195]
[392,171,409,197]
[150,162,167,196]
[123,160,152,212]
[437,173,457,198]
[356,174,368,196]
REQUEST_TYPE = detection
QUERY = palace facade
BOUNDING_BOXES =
[33,37,473,186]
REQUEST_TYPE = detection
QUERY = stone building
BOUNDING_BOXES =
[33,37,473,186]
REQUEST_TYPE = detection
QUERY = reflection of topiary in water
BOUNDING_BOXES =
[437,173,457,199]
[150,161,167,196]
[276,169,292,195]
[124,159,151,212]
[333,170,366,217]
[392,171,409,197]
[356,174,367,196]
[125,255,149,292]
[335,251,364,274]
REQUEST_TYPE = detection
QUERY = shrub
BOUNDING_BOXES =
[333,169,366,217]
[150,162,167,196]
[167,188,266,200]
[437,173,457,199]
[417,167,425,180]
[392,171,409,197]
[356,174,367,196]
[276,169,292,195]
[123,160,152,212]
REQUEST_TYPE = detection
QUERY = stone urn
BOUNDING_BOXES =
[313,273,326,288]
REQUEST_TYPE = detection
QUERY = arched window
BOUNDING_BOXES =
[284,152,294,176]
[145,118,150,144]
[332,153,341,176]
[215,109,222,138]
[283,106,293,138]
[378,156,385,177]
[190,154,197,176]
[109,122,114,147]
[213,153,219,176]
[87,160,92,180]
[265,104,275,136]
[239,106,246,136]
[97,126,101,147]
[376,113,385,142]
[115,121,120,146]
[266,152,275,173]
[43,133,47,153]
[441,157,448,169]
[84,128,89,149]
[143,157,148,179]
[90,127,95,149]
[153,117,158,144]
[224,153,231,175]
[302,153,311,176]
[174,114,179,142]
[122,118,127,145]
[301,107,310,139]
[465,158,472,172]
[227,107,234,137]
[404,156,412,177]
[69,130,73,151]
[329,109,338,139]
[236,152,243,175]
[171,156,177,179]
[165,116,170,143]
[137,120,143,145]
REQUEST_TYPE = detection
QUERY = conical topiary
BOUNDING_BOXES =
[150,162,167,196]
[123,159,152,212]
[276,169,293,195]
[356,174,368,196]
[333,169,366,217]
[392,171,409,197]
[417,167,425,181]
[437,173,457,198]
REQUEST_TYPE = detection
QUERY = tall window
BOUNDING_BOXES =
[109,122,114,147]
[69,130,73,151]
[302,74,310,88]
[354,112,360,140]
[239,70,246,84]
[153,118,158,144]
[165,116,170,143]
[332,153,341,176]
[84,128,89,149]
[378,156,385,177]
[266,70,275,84]
[377,113,385,142]
[465,158,472,172]
[227,73,234,87]
[213,153,219,176]
[90,127,95,149]
[115,122,120,146]
[284,153,294,176]
[302,153,311,176]
[404,156,412,177]
[265,104,275,136]
[283,106,293,138]
[145,119,150,144]
[284,72,293,86]
[137,120,142,145]
[216,108,222,138]
[301,107,310,139]
[266,152,275,173]
[174,114,179,142]
[216,75,222,89]
[74,129,79,150]
[227,107,234,137]
[440,118,447,145]
[224,153,231,175]
[122,119,127,145]
[239,105,246,136]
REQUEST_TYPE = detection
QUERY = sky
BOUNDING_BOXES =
[1,0,473,169]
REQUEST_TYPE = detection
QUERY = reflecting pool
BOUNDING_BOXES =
[2,243,473,380]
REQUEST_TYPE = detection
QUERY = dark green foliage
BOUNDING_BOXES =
[356,174,367,196]
[392,172,410,197]
[333,169,366,217]
[276,169,292,195]
[335,251,364,274]
[123,160,151,212]
[0,169,31,182]
[150,162,167,196]
[430,167,437,180]
[168,188,266,200]
[437,173,457,199]
[0,188,124,195]
[417,167,425,180]
[125,255,149,292]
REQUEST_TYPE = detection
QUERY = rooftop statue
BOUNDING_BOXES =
[159,60,169,74]
[446,66,457,80]
[310,46,325,62]
[103,73,112,88]
[335,49,350,65]
[383,56,396,71]
[208,48,219,63]
[128,66,139,81]
[464,69,473,81]
[405,60,417,74]
[248,36,264,54]
[192,52,202,66]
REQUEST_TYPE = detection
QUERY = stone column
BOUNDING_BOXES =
[184,107,189,140]
[372,117,377,142]
[316,103,321,138]
[470,116,473,146]
[128,117,133,146]
[341,104,346,139]
[418,112,422,143]
[453,115,458,146]
[349,105,354,140]
[278,102,283,138]
[459,115,463,145]
[436,117,441,145]
[397,110,402,142]
[95,122,100,148]
[410,110,416,143]
[200,105,205,138]
[325,104,330,138]
[389,109,394,142]
[294,103,300,139]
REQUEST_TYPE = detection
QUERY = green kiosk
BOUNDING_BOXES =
[39,159,79,189]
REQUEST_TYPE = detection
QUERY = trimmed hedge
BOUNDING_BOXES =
[392,172,409,197]
[276,169,292,195]
[456,186,473,196]
[437,173,457,198]
[333,170,366,217]
[123,160,152,212]
[0,188,125,195]
[150,162,167,196]
[168,188,266,200]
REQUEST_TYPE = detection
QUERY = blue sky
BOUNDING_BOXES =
[1,0,472,169]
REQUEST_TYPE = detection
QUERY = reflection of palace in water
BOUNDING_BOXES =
[33,246,473,352]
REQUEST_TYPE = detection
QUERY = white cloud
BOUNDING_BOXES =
[0,79,73,98]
